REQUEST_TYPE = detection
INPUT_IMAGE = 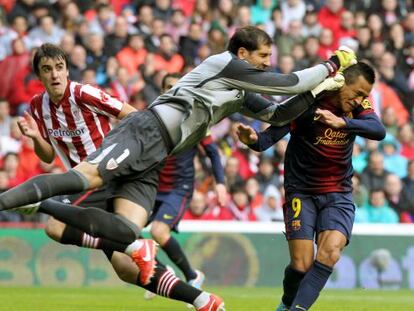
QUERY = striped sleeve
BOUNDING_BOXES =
[78,84,123,117]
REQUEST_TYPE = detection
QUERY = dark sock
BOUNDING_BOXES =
[290,260,333,311]
[281,265,306,307]
[60,225,115,259]
[163,236,196,281]
[40,199,140,246]
[0,170,88,211]
[138,265,201,303]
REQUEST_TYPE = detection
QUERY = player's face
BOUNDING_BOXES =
[239,43,272,70]
[161,77,179,94]
[38,56,69,102]
[337,75,372,113]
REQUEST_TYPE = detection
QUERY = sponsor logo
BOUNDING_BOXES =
[47,128,86,137]
[314,128,349,146]
[163,214,174,220]
[142,241,153,262]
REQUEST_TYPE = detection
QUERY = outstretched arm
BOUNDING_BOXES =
[236,123,290,152]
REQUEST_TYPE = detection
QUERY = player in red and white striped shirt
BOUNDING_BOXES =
[15,43,223,310]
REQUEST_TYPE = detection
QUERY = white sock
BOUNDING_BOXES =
[124,240,144,255]
[193,292,210,309]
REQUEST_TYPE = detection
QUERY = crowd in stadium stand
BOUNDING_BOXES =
[1,0,414,224]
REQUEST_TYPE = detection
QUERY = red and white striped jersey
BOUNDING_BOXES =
[30,80,124,169]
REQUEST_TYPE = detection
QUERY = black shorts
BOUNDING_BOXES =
[86,110,171,212]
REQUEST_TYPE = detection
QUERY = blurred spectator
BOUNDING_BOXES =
[226,182,256,221]
[317,0,345,35]
[317,27,335,59]
[398,123,414,160]
[352,137,368,174]
[207,23,228,55]
[179,22,203,66]
[256,157,280,193]
[135,5,154,37]
[335,10,356,46]
[0,37,30,103]
[153,34,184,73]
[0,99,11,137]
[355,25,371,60]
[251,0,275,25]
[60,1,82,33]
[245,177,263,210]
[153,0,174,21]
[116,33,147,76]
[381,106,399,137]
[360,150,390,191]
[84,33,109,85]
[0,168,21,222]
[276,19,304,56]
[367,13,385,42]
[301,6,321,37]
[60,33,75,56]
[81,67,98,86]
[144,18,166,53]
[2,152,25,187]
[379,133,408,178]
[110,66,144,103]
[400,160,414,222]
[352,173,369,208]
[384,173,404,214]
[104,16,129,56]
[281,0,306,31]
[376,0,402,26]
[165,8,189,43]
[254,184,283,221]
[303,35,322,66]
[28,15,65,46]
[358,189,399,223]
[88,3,116,35]
[224,156,244,190]
[68,44,87,82]
[0,15,32,61]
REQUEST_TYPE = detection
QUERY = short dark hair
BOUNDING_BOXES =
[343,61,376,85]
[227,26,272,55]
[32,43,69,76]
[161,73,182,90]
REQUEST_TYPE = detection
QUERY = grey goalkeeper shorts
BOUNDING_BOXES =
[86,109,173,212]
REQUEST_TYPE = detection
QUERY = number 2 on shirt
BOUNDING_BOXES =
[292,197,302,218]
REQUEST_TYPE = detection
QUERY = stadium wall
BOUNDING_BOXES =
[0,221,413,289]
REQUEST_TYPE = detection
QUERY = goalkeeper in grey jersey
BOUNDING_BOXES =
[0,25,355,310]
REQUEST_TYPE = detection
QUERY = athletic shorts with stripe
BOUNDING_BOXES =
[86,110,170,213]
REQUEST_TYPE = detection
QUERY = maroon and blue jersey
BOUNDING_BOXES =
[249,97,386,194]
[157,135,224,193]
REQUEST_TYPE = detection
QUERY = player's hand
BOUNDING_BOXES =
[314,108,346,128]
[17,111,41,139]
[311,73,345,97]
[215,183,228,207]
[331,46,357,72]
[236,123,258,145]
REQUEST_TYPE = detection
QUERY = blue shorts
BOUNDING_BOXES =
[148,189,192,231]
[283,192,355,243]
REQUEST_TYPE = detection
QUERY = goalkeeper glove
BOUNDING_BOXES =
[311,73,345,97]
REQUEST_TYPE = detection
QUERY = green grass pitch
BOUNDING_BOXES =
[0,287,413,310]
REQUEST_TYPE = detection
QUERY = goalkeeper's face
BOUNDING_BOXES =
[37,56,69,102]
[337,75,372,112]
[238,44,272,70]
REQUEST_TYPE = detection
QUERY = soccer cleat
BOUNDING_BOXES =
[144,265,175,300]
[196,294,225,311]
[9,202,41,215]
[131,239,158,285]
[276,302,289,311]
[187,270,206,308]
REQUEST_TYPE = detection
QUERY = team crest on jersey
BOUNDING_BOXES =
[361,99,372,109]
[291,219,301,231]
[106,158,118,170]
[100,90,110,103]
[44,114,50,120]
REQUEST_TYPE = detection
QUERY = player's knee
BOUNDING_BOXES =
[290,256,313,272]
[45,219,65,242]
[150,222,170,245]
[316,246,342,267]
